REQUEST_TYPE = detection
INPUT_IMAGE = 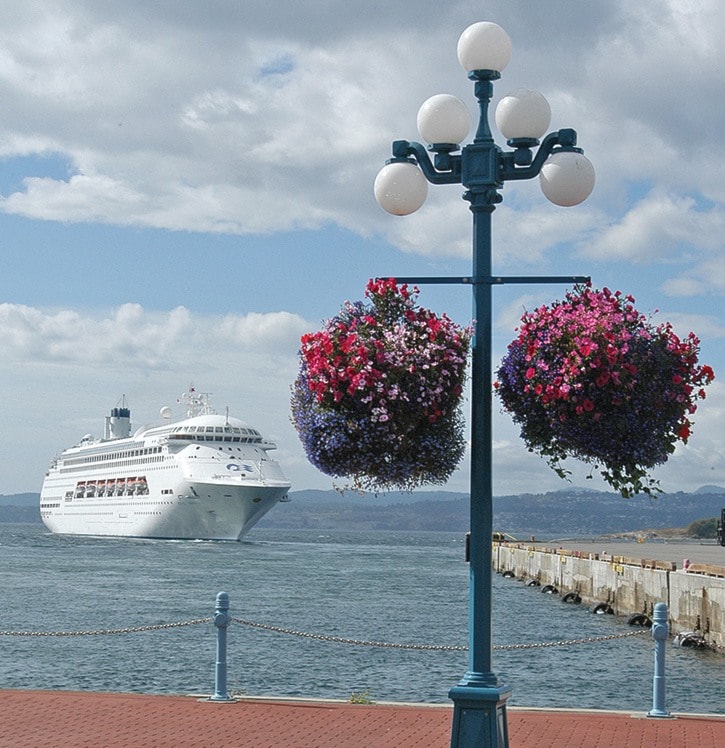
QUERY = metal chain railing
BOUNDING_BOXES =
[230,617,467,650]
[0,614,647,650]
[229,616,649,651]
[0,594,657,707]
[1,593,667,712]
[493,630,648,650]
[0,618,212,637]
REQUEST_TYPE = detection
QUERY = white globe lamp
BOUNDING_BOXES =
[539,151,596,207]
[495,88,551,140]
[374,161,429,215]
[457,22,512,73]
[417,94,470,146]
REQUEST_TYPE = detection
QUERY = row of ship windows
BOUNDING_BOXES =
[41,506,167,514]
[60,455,165,473]
[170,434,262,443]
[64,447,163,467]
[171,425,260,436]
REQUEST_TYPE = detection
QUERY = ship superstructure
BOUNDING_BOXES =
[40,387,290,540]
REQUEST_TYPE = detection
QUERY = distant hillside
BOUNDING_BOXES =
[258,486,725,538]
[0,493,39,507]
[260,494,469,532]
[491,488,725,538]
[0,493,41,523]
[3,487,724,537]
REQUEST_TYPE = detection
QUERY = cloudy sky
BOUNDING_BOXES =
[1,0,723,498]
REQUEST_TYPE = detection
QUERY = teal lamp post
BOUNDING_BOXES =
[374,22,594,748]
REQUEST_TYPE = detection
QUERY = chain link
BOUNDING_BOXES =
[0,615,648,649]
[230,618,466,650]
[0,618,212,637]
[492,629,648,650]
[230,617,648,651]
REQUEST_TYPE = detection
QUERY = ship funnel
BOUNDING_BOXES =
[105,405,132,439]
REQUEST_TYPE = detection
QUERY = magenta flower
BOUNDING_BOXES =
[291,279,471,492]
[495,284,715,497]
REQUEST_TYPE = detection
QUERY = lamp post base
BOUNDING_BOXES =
[449,684,511,748]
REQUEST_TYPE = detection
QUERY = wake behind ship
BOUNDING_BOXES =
[40,386,291,540]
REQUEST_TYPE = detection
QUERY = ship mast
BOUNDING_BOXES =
[177,383,214,417]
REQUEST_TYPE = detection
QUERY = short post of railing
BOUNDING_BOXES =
[647,602,671,718]
[210,591,233,702]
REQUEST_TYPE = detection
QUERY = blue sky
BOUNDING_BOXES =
[1,0,723,497]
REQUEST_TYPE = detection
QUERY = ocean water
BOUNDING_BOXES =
[0,524,723,713]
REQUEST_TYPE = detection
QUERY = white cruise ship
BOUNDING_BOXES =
[40,386,291,540]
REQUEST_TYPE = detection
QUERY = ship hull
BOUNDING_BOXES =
[41,480,288,541]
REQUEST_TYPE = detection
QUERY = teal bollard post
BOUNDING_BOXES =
[211,591,233,702]
[647,602,671,718]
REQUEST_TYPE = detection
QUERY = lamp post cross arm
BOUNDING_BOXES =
[500,128,580,181]
[391,127,583,193]
[381,274,591,287]
[390,140,463,185]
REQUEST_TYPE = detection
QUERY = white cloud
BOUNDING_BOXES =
[1,175,147,224]
[0,302,308,367]
[0,5,441,235]
[654,380,725,489]
[661,277,708,297]
[579,192,724,263]
[0,1,722,267]
[662,255,725,298]
[219,310,309,349]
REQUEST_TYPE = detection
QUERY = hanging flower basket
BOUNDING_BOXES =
[495,285,714,496]
[291,279,471,492]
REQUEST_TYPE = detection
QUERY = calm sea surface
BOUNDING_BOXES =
[0,524,723,713]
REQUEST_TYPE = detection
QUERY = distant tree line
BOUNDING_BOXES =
[685,517,718,538]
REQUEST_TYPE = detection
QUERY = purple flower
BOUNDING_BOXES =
[495,285,714,497]
[291,279,471,492]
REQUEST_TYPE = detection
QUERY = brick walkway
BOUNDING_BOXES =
[1,690,723,747]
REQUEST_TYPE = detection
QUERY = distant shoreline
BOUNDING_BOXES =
[3,486,723,537]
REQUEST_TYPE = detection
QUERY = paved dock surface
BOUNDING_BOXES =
[553,539,724,568]
[1,689,724,747]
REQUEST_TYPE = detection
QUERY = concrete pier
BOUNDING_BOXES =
[493,540,725,650]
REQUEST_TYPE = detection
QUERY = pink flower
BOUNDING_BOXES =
[578,340,595,357]
[596,371,610,387]
[496,283,715,497]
